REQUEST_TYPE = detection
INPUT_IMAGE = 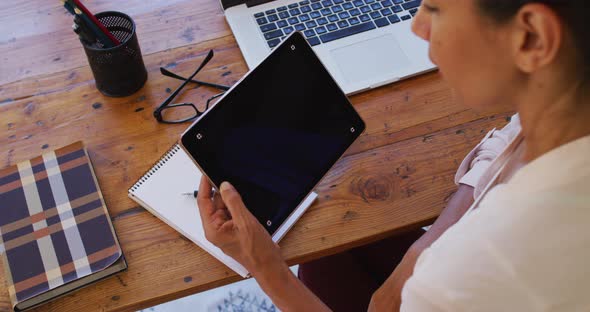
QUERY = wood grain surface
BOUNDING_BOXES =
[0,1,512,311]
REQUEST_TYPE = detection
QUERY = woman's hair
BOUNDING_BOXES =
[477,0,589,78]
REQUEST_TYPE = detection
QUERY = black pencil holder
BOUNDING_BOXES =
[81,11,148,97]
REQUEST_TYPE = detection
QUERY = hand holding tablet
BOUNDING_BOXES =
[180,31,366,236]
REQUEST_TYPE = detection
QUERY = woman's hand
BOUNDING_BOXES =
[196,176,285,277]
[197,176,332,311]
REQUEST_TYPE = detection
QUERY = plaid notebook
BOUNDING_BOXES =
[0,142,125,311]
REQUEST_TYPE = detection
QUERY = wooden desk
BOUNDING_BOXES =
[0,1,511,311]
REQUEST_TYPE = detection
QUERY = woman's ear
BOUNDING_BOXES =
[510,3,563,74]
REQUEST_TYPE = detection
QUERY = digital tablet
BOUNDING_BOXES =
[180,32,365,236]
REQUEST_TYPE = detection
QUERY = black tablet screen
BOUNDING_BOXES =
[181,32,365,234]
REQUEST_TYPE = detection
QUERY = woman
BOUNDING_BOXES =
[196,0,590,310]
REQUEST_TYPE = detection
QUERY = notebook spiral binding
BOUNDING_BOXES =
[129,143,181,193]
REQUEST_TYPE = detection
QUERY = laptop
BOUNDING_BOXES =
[221,0,435,95]
[180,32,365,235]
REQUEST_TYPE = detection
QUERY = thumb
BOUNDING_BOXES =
[220,182,252,225]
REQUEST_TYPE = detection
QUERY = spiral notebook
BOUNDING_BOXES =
[128,144,317,277]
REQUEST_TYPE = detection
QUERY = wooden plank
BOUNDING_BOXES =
[0,114,510,312]
[0,0,231,85]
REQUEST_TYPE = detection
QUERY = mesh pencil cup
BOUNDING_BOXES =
[81,11,148,97]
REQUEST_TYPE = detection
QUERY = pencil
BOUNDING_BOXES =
[72,0,120,45]
[62,0,75,14]
[73,7,114,48]
[61,0,118,48]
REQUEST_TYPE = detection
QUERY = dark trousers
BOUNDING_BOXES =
[297,229,425,312]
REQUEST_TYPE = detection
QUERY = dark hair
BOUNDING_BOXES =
[477,0,589,78]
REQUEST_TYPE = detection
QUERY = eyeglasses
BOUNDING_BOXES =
[153,50,231,124]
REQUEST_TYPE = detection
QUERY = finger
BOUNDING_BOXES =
[212,206,230,220]
[213,191,226,211]
[222,208,231,220]
[207,219,235,243]
[219,182,251,226]
[197,175,215,218]
[212,209,230,224]
[212,212,228,230]
[219,219,235,233]
[198,175,214,197]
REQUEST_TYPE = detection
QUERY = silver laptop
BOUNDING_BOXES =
[222,0,435,95]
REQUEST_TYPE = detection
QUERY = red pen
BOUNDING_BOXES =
[72,0,121,46]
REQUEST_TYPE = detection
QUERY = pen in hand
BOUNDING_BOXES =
[181,190,198,198]
[182,187,218,198]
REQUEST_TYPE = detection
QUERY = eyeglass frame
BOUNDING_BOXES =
[153,49,230,124]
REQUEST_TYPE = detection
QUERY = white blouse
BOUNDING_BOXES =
[401,115,590,311]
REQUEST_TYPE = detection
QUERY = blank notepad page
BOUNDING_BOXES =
[128,144,247,276]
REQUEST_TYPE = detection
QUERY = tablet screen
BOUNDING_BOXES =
[181,32,365,234]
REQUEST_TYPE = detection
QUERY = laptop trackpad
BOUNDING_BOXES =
[330,34,409,84]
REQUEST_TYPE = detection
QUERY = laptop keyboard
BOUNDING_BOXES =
[254,0,421,48]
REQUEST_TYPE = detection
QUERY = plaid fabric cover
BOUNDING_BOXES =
[0,142,122,308]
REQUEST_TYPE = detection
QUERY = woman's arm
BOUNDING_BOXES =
[196,176,330,311]
[253,260,330,312]
[412,184,475,252]
[369,184,475,311]
[370,117,521,311]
